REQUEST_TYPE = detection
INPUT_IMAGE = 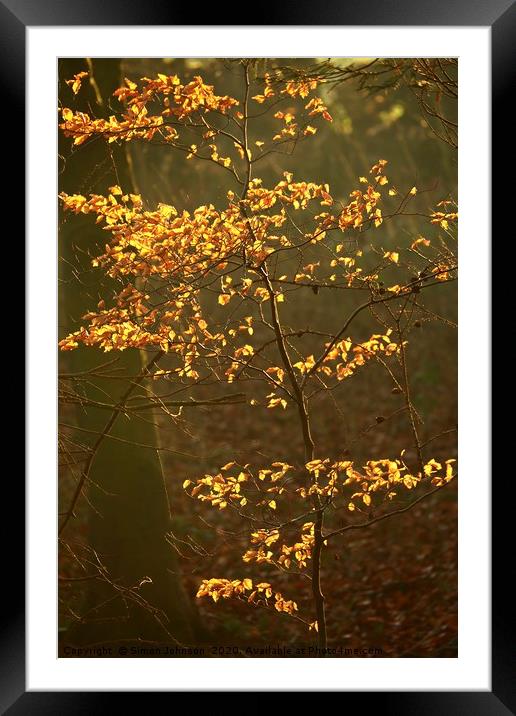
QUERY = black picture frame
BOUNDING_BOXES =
[8,0,508,709]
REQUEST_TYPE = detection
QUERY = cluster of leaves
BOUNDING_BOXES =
[245,522,316,571]
[196,578,298,617]
[183,455,455,627]
[184,456,455,514]
[60,74,238,147]
[59,71,332,165]
[58,157,454,395]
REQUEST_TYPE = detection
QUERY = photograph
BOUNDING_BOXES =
[57,56,459,659]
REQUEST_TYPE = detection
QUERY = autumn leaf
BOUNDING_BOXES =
[65,71,88,95]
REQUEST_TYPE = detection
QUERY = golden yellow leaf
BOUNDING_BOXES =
[383,251,399,264]
[411,237,431,250]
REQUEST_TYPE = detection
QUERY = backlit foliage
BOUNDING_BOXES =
[57,163,455,385]
[184,456,455,626]
[59,60,457,644]
[184,456,455,515]
[196,578,298,616]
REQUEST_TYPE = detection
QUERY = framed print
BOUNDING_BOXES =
[6,0,509,708]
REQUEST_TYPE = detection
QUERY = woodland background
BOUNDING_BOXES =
[58,57,457,657]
